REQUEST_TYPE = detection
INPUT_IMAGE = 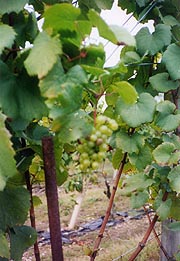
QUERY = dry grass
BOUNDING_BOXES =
[23,174,161,260]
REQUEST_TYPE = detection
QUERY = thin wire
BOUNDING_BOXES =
[112,233,161,261]
[130,1,157,33]
[105,45,121,64]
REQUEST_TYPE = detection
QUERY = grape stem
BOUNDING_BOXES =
[90,152,128,261]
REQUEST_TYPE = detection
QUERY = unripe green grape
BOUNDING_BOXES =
[91,153,98,160]
[82,159,91,168]
[92,161,99,170]
[99,125,112,136]
[90,134,97,142]
[99,143,109,152]
[108,119,118,131]
[81,152,89,159]
[97,151,106,160]
[88,141,94,148]
[96,115,107,125]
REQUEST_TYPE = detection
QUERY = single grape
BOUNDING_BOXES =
[92,161,99,170]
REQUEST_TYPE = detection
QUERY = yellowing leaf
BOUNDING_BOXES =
[24,32,62,79]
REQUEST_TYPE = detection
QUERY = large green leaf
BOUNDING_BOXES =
[0,113,17,191]
[41,64,87,118]
[129,145,153,170]
[0,0,28,14]
[136,24,171,55]
[0,25,16,55]
[121,173,154,195]
[43,3,81,32]
[0,186,30,231]
[0,62,48,129]
[24,32,62,79]
[0,233,9,259]
[156,198,172,220]
[163,43,180,80]
[153,142,176,164]
[155,101,180,131]
[115,93,156,127]
[131,191,149,209]
[115,130,144,153]
[168,166,180,193]
[10,226,37,260]
[110,81,138,104]
[153,190,172,220]
[149,73,179,92]
[53,110,93,143]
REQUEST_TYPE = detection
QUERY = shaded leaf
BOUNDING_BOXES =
[0,25,16,55]
[0,186,30,230]
[0,0,28,14]
[115,130,144,153]
[53,110,93,143]
[94,0,114,9]
[167,221,180,231]
[156,198,172,220]
[155,101,180,131]
[163,43,180,80]
[115,93,156,127]
[0,113,17,191]
[24,32,62,78]
[0,62,48,129]
[136,24,171,55]
[129,145,153,170]
[149,73,179,92]
[10,226,37,260]
[168,166,180,193]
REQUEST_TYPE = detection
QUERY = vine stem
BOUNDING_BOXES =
[128,191,169,261]
[144,206,171,260]
[42,136,64,261]
[90,152,128,261]
[25,171,41,261]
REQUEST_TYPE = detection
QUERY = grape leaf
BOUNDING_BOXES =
[129,145,153,170]
[43,3,81,32]
[153,142,176,164]
[95,0,114,9]
[149,73,179,92]
[0,113,17,191]
[163,43,180,80]
[115,93,156,127]
[168,166,180,193]
[121,173,154,195]
[0,61,48,129]
[110,81,138,104]
[131,191,149,209]
[0,232,9,259]
[0,25,16,55]
[0,186,30,230]
[156,198,172,220]
[0,0,28,14]
[155,101,180,131]
[24,32,62,79]
[136,24,171,55]
[115,130,144,153]
[53,110,93,143]
[10,226,37,260]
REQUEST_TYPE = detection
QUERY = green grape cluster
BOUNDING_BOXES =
[77,115,118,172]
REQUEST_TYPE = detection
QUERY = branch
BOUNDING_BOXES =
[90,152,128,261]
[128,191,169,261]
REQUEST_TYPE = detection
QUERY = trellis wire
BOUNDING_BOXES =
[112,233,161,261]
